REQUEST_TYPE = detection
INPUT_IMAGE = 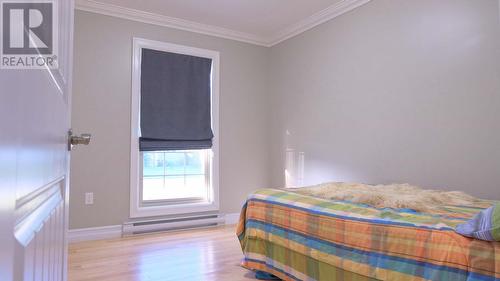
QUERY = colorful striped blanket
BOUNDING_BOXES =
[237,189,500,281]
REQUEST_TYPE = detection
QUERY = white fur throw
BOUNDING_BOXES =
[291,182,482,213]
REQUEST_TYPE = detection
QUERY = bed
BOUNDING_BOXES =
[236,188,500,281]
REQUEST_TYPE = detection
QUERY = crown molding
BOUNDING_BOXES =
[268,0,372,46]
[75,0,372,48]
[75,0,269,46]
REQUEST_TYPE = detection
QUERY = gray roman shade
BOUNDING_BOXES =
[140,48,213,151]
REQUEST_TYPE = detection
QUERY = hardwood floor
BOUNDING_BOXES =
[68,225,257,281]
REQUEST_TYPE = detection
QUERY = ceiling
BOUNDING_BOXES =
[75,0,371,46]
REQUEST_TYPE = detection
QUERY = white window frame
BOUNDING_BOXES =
[130,37,220,218]
[140,149,211,204]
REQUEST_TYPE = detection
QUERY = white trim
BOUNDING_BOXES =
[130,38,220,218]
[75,0,372,47]
[224,213,240,225]
[68,225,122,243]
[75,0,268,46]
[69,214,237,242]
[269,0,372,46]
[269,0,371,46]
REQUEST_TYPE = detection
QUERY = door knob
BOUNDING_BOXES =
[68,130,92,150]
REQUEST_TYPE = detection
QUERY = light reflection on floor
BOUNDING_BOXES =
[68,226,256,281]
[138,240,215,280]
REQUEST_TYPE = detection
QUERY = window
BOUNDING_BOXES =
[130,38,220,218]
[141,150,210,202]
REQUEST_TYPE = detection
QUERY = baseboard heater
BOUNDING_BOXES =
[122,214,224,236]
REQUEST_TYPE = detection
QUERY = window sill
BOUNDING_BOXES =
[130,199,219,218]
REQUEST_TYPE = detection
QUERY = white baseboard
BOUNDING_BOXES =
[68,225,122,243]
[224,213,240,225]
[69,213,241,243]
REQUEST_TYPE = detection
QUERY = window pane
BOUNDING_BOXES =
[165,152,186,176]
[185,151,204,175]
[142,176,165,201]
[143,152,165,176]
[142,150,210,202]
[185,175,206,198]
[143,176,182,201]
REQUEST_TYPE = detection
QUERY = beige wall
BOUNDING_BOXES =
[269,0,500,199]
[71,0,500,229]
[70,11,270,229]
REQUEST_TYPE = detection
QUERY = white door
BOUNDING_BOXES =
[0,0,77,280]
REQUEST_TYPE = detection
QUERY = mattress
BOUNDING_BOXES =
[237,188,500,281]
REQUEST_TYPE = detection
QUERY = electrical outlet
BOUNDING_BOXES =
[85,192,94,205]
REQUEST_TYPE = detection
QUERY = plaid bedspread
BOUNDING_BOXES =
[237,189,500,281]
